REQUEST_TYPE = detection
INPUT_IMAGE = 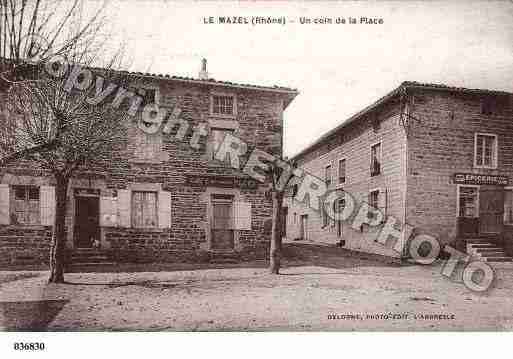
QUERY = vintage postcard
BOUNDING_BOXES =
[0,0,512,356]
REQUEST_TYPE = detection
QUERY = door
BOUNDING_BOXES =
[74,196,100,248]
[457,185,479,237]
[300,215,308,240]
[211,196,235,250]
[479,187,504,234]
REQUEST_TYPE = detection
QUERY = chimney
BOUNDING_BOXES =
[198,58,209,80]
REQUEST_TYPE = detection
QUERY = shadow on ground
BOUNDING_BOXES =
[0,243,402,275]
[0,299,69,331]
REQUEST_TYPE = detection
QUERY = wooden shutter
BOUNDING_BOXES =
[0,184,10,225]
[117,189,131,228]
[233,201,251,230]
[40,185,56,226]
[158,190,171,229]
[100,196,118,227]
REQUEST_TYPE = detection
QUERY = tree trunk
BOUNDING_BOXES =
[269,190,284,274]
[48,174,69,283]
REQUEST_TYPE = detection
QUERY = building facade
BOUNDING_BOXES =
[0,66,298,266]
[285,82,513,261]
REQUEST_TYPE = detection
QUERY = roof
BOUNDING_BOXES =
[290,81,513,161]
[117,70,299,109]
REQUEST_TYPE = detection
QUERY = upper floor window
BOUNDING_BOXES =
[480,97,496,115]
[133,130,162,162]
[210,128,234,164]
[212,94,236,116]
[325,165,332,187]
[338,159,346,184]
[370,142,381,176]
[131,191,158,228]
[474,133,498,169]
[139,87,160,107]
[368,189,380,220]
[12,185,40,224]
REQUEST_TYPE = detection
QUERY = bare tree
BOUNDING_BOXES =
[268,159,295,274]
[5,58,131,283]
[0,0,109,163]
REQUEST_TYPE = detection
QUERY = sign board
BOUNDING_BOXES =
[185,174,259,190]
[453,173,509,186]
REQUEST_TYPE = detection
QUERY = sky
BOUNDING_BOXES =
[100,0,513,157]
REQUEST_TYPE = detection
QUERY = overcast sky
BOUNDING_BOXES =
[104,0,513,157]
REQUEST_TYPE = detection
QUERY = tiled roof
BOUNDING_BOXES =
[290,81,513,161]
[119,70,298,94]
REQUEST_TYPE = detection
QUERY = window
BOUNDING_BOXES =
[133,130,161,162]
[12,185,40,224]
[474,133,497,168]
[325,165,332,187]
[336,197,345,237]
[212,95,235,116]
[481,97,496,115]
[458,186,478,218]
[210,128,234,162]
[504,189,513,225]
[292,184,299,198]
[132,191,158,228]
[293,212,297,224]
[338,159,346,184]
[370,143,381,176]
[142,88,157,106]
[368,189,380,220]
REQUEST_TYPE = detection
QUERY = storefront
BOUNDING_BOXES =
[455,173,509,238]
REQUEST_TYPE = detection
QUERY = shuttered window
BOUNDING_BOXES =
[12,185,40,224]
[132,191,157,228]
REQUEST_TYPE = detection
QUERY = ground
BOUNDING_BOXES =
[1,243,513,331]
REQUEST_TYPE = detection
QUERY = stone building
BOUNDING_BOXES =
[285,81,513,262]
[0,62,298,265]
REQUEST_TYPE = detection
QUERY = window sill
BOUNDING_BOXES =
[210,113,237,120]
[129,158,164,165]
[131,227,164,232]
[4,224,47,229]
[473,165,498,170]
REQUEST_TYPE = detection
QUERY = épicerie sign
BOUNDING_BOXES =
[453,173,509,186]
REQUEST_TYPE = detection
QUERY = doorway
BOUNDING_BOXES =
[211,194,235,250]
[479,187,504,234]
[457,185,505,237]
[74,196,100,248]
[300,214,308,240]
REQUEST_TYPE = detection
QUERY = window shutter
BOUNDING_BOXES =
[100,196,118,227]
[233,201,251,230]
[0,184,10,225]
[40,185,56,226]
[158,190,172,229]
[117,189,131,228]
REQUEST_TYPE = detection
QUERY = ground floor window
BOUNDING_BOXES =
[132,191,158,228]
[12,185,40,224]
[458,186,479,218]
[505,188,513,225]
[337,197,345,237]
